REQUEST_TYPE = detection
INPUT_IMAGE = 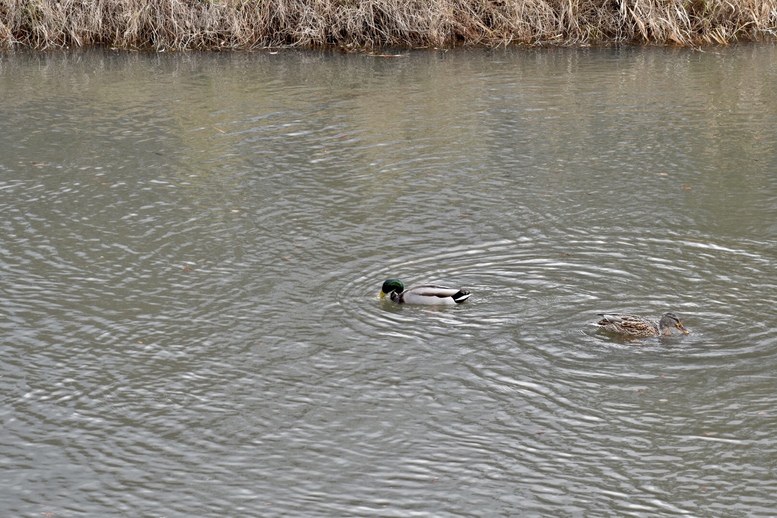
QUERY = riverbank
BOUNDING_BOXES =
[2,0,776,50]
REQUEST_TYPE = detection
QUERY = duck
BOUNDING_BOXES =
[595,312,690,338]
[379,279,471,305]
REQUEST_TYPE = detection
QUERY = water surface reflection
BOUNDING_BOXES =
[1,46,776,516]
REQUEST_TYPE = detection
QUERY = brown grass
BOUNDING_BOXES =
[1,0,776,50]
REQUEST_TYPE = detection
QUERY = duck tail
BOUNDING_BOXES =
[452,290,471,303]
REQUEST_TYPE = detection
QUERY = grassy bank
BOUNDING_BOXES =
[1,0,776,50]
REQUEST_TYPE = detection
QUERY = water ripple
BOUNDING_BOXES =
[2,48,777,517]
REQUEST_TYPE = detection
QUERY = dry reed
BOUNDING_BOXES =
[1,0,776,50]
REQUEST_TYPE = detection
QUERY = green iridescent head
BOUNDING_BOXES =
[380,279,404,298]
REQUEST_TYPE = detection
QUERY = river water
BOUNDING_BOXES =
[1,45,776,517]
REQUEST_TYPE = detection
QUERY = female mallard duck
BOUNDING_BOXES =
[379,279,471,305]
[596,312,690,338]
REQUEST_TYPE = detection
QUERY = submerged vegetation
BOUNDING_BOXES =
[1,0,776,50]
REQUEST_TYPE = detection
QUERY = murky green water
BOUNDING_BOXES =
[1,45,776,517]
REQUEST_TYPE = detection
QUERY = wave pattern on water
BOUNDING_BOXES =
[2,48,777,517]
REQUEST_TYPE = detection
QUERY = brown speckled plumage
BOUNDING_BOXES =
[596,312,690,338]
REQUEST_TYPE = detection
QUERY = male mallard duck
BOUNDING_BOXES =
[596,312,690,338]
[379,279,471,305]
